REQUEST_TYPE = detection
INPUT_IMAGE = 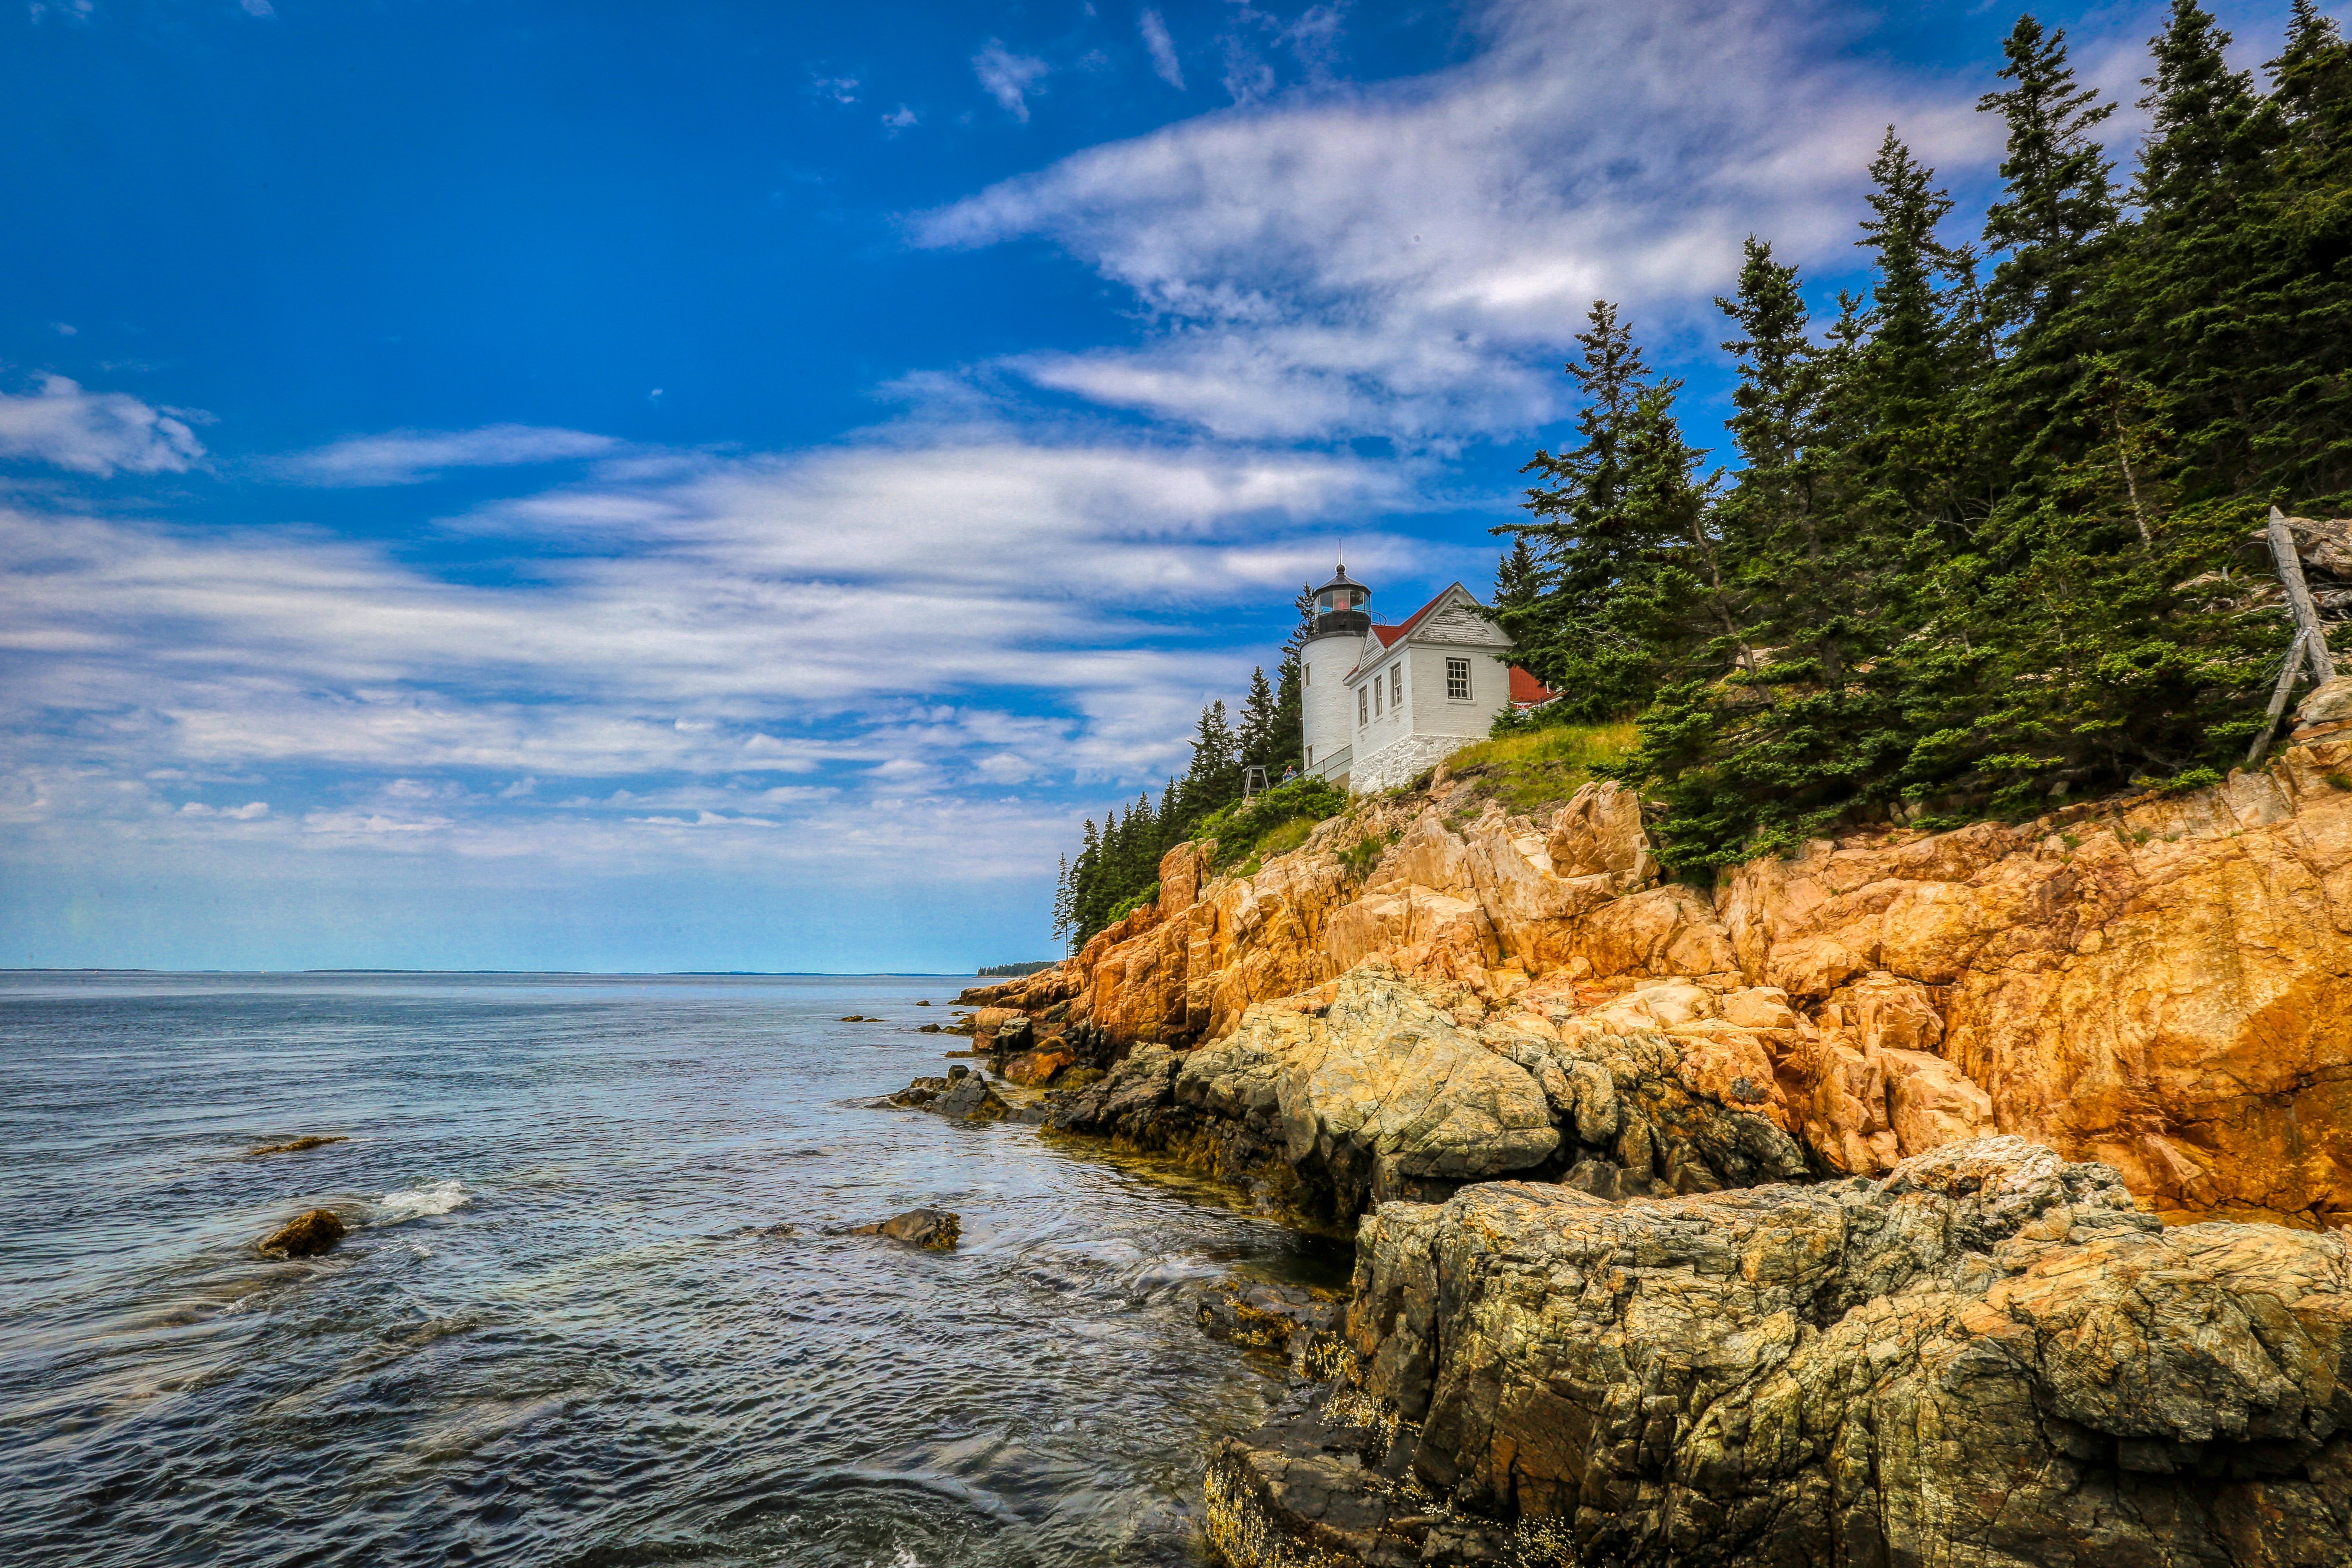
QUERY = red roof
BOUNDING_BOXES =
[1509,666,1555,706]
[1367,589,1449,648]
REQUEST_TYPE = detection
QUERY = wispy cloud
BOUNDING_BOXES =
[1140,9,1185,89]
[0,375,208,476]
[921,0,2003,445]
[275,424,622,486]
[0,425,1417,887]
[973,40,1051,122]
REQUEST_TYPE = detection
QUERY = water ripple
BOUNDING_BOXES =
[0,972,1346,1567]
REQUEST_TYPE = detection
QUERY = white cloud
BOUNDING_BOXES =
[973,40,1051,122]
[883,104,919,131]
[0,376,207,476]
[0,430,1410,871]
[241,0,275,16]
[51,323,76,337]
[1140,9,1185,89]
[813,74,860,105]
[276,424,621,486]
[178,800,269,819]
[919,0,2004,444]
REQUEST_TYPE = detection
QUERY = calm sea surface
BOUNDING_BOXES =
[0,972,1344,1567]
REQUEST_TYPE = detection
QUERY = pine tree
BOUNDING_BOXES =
[2121,0,2280,498]
[1493,537,1541,611]
[1237,666,1281,774]
[1498,301,1708,718]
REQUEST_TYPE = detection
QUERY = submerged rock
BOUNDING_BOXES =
[247,1134,347,1156]
[258,1208,346,1258]
[1196,1279,1343,1365]
[850,1208,960,1250]
[1218,1136,2352,1567]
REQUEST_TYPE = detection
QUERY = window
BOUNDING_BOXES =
[1373,679,1382,716]
[1447,658,1471,700]
[1358,688,1368,726]
[1304,664,1310,684]
[1391,666,1403,708]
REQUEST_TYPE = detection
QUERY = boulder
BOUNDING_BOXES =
[1002,1047,1073,1087]
[850,1207,960,1250]
[1044,1042,1178,1140]
[1177,962,1559,1216]
[886,1070,1010,1121]
[259,1208,346,1258]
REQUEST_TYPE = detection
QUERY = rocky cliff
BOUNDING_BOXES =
[1211,1137,2351,1568]
[973,728,2352,1230]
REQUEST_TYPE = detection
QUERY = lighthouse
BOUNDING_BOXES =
[1300,563,1370,780]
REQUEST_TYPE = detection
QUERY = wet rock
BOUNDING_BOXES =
[915,1000,931,1007]
[849,1207,960,1250]
[1043,1042,1177,1140]
[259,1208,346,1258]
[918,1022,943,1033]
[1205,1379,1425,1568]
[1196,1278,1343,1362]
[932,1074,1008,1120]
[247,1134,347,1156]
[1321,1135,2352,1567]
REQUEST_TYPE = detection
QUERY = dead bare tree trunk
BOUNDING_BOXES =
[2246,627,2312,770]
[2271,506,2336,684]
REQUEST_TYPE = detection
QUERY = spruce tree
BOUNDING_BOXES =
[1498,301,1706,718]
[1493,538,1541,611]
[1237,666,1282,776]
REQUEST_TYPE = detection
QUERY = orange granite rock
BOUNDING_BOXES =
[1013,737,2352,1227]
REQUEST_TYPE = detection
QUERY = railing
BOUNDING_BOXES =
[1308,744,1352,783]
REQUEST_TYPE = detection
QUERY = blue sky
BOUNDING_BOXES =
[0,0,2321,971]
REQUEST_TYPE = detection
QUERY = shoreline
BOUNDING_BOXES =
[897,896,2352,1564]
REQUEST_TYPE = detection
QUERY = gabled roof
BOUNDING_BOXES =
[1508,666,1555,706]
[1368,588,1448,648]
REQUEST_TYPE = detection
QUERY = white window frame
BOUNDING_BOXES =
[1446,657,1472,702]
[1358,688,1368,726]
[1373,678,1382,717]
[1391,666,1403,709]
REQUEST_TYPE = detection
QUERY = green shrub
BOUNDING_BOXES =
[1193,777,1350,873]
[1103,882,1160,926]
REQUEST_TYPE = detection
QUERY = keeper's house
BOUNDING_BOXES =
[1297,564,1554,794]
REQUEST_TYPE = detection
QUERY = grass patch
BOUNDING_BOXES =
[1440,720,1641,817]
[1192,777,1351,875]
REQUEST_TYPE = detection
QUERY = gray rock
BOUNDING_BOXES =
[1044,1041,1177,1138]
[849,1207,960,1250]
[1315,1136,2352,1567]
[1173,963,1559,1217]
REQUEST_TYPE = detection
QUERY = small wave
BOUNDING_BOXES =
[373,1180,470,1224]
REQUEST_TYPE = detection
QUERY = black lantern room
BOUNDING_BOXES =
[1310,564,1371,637]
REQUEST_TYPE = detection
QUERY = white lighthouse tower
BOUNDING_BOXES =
[1300,562,1371,783]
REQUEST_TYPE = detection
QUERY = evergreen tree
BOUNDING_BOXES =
[1493,537,1541,611]
[1498,301,1710,718]
[1237,666,1282,775]
[2120,0,2280,497]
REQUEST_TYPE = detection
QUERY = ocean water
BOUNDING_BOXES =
[0,972,1345,1568]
